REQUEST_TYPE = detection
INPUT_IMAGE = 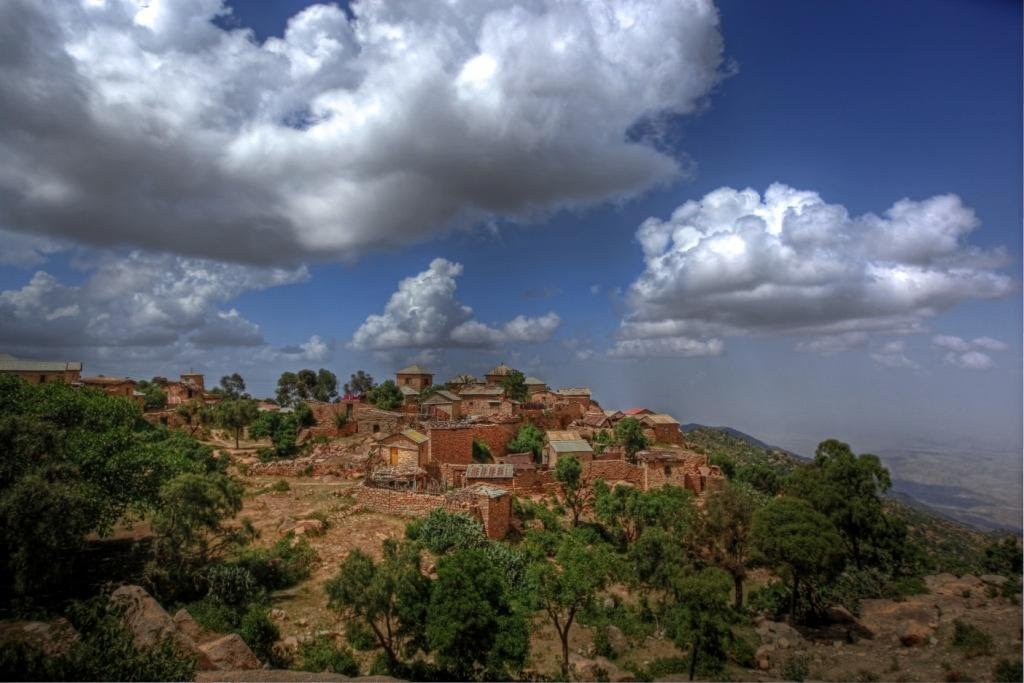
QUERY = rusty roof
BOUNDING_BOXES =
[465,463,514,479]
[643,413,679,425]
[546,430,582,442]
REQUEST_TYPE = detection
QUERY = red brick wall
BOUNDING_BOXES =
[427,426,474,464]
[586,459,645,487]
[651,424,682,445]
[467,423,519,460]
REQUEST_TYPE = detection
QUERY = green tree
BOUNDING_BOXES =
[751,497,845,621]
[136,380,168,411]
[666,568,736,681]
[275,372,299,407]
[614,417,649,462]
[983,535,1023,576]
[344,370,375,396]
[786,439,892,567]
[426,548,529,679]
[528,530,615,678]
[214,399,259,448]
[313,369,339,402]
[695,481,760,608]
[218,373,248,399]
[249,411,299,458]
[593,429,613,455]
[594,481,694,548]
[326,541,430,669]
[500,369,529,402]
[367,380,403,411]
[554,455,588,527]
[472,439,492,463]
[506,423,545,462]
[175,398,207,436]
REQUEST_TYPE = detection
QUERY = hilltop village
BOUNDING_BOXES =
[0,354,722,541]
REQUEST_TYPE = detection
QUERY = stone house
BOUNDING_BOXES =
[484,362,515,386]
[524,376,548,394]
[641,413,683,445]
[458,385,507,416]
[81,375,144,407]
[544,429,594,466]
[420,389,462,420]
[445,484,512,539]
[395,364,433,391]
[165,373,206,406]
[635,450,723,494]
[0,354,82,384]
[446,373,481,392]
[378,429,430,467]
[399,384,420,410]
[463,463,515,488]
[622,407,654,417]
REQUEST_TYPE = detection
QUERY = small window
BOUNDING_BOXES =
[663,465,672,476]
[39,375,46,383]
[404,378,410,385]
[372,424,380,433]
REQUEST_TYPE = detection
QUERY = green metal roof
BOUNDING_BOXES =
[549,439,594,453]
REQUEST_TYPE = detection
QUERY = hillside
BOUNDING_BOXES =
[683,425,999,575]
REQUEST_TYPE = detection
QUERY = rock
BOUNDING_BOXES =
[755,644,774,670]
[606,624,628,654]
[897,620,932,647]
[827,605,857,624]
[198,633,261,671]
[602,596,615,611]
[110,585,215,670]
[172,609,205,643]
[269,608,288,621]
[981,574,1008,587]
[293,519,325,536]
[0,618,80,656]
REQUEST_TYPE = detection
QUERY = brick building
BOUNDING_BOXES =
[0,354,82,384]
[641,413,683,445]
[484,362,515,386]
[420,389,462,420]
[544,429,594,466]
[458,385,507,416]
[81,375,144,407]
[378,429,430,467]
[524,376,548,394]
[165,373,206,405]
[395,364,433,391]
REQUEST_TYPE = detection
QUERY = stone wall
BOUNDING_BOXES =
[351,485,510,539]
[426,425,475,464]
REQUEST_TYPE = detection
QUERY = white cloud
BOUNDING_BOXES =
[0,252,308,352]
[277,334,332,362]
[608,336,724,358]
[0,0,724,265]
[932,334,1006,370]
[615,184,1013,356]
[350,258,560,350]
[869,339,919,369]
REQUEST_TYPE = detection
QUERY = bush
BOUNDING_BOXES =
[239,606,279,664]
[271,479,290,492]
[993,659,1023,682]
[644,657,691,678]
[206,564,262,607]
[346,621,377,651]
[782,654,810,682]
[234,536,318,591]
[472,439,492,463]
[406,509,486,554]
[747,581,789,620]
[186,598,238,633]
[298,635,360,676]
[727,634,757,668]
[951,619,993,658]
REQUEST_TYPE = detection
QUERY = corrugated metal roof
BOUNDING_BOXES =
[465,463,514,478]
[546,430,582,442]
[549,439,593,453]
[643,413,679,425]
[396,364,432,375]
[399,385,419,396]
[401,428,429,444]
[557,387,590,396]
[459,386,505,396]
[0,359,82,372]
[422,389,460,403]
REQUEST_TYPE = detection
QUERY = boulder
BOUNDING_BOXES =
[110,585,214,669]
[0,618,80,657]
[897,620,932,647]
[198,633,262,671]
[606,624,628,654]
[755,644,774,670]
[173,608,206,643]
[826,605,857,624]
[980,574,1009,587]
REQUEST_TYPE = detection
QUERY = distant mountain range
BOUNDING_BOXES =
[680,423,807,460]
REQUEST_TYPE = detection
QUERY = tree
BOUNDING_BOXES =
[472,439,492,463]
[695,481,759,608]
[554,455,588,527]
[528,531,616,678]
[175,398,207,436]
[219,373,248,399]
[983,535,1023,576]
[249,411,299,459]
[276,372,299,407]
[500,370,529,402]
[593,429,613,455]
[594,481,694,548]
[344,370,375,396]
[506,423,544,463]
[786,439,892,568]
[751,497,845,621]
[614,417,648,462]
[367,380,403,411]
[313,369,339,402]
[214,399,259,448]
[666,568,736,681]
[136,380,168,411]
[426,548,529,679]
[326,541,430,669]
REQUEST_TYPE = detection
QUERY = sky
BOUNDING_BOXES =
[0,0,1020,457]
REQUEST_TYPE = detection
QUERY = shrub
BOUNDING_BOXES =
[346,621,377,651]
[727,634,757,668]
[206,564,262,607]
[782,654,810,683]
[644,657,691,678]
[334,413,349,429]
[234,536,318,591]
[406,509,486,554]
[472,439,492,463]
[746,581,789,620]
[592,624,616,659]
[271,479,290,492]
[951,619,993,658]
[186,598,239,633]
[239,606,279,664]
[993,659,1023,682]
[298,635,360,676]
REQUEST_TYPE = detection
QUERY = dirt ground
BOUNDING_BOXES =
[219,434,1022,682]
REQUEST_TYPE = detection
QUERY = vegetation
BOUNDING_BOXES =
[275,369,338,406]
[506,423,545,462]
[472,438,492,463]
[217,373,249,399]
[500,369,529,402]
[249,410,301,459]
[366,379,403,411]
[614,417,649,461]
[297,635,360,676]
[211,398,259,448]
[694,481,759,608]
[135,379,169,411]
[950,619,993,658]
[554,455,588,527]
[343,370,375,396]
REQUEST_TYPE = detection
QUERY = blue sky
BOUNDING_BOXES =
[0,0,1020,457]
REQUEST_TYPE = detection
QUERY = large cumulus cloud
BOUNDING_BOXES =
[612,183,1013,357]
[0,252,308,352]
[350,258,560,350]
[0,0,724,265]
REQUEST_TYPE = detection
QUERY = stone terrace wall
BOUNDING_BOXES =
[351,485,509,539]
[587,459,644,487]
